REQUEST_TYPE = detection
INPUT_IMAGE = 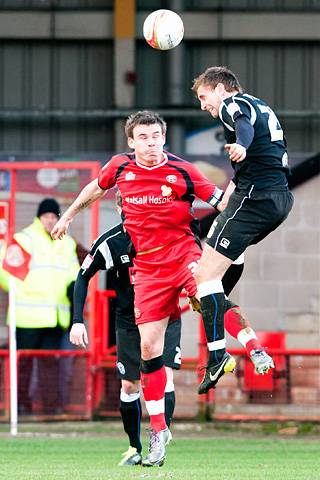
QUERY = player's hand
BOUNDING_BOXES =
[218,194,231,212]
[225,143,247,162]
[51,215,72,240]
[70,323,88,348]
[216,201,227,212]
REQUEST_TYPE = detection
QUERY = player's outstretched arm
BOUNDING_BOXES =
[225,114,254,162]
[70,323,88,348]
[51,179,105,240]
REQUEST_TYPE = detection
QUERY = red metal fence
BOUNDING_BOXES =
[0,161,319,421]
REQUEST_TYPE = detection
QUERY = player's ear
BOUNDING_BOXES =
[128,137,135,149]
[216,82,225,97]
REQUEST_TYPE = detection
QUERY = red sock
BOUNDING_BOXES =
[224,306,261,357]
[141,365,167,432]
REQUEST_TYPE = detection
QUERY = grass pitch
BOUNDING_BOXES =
[1,423,319,480]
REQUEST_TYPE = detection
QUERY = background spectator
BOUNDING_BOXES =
[0,198,80,414]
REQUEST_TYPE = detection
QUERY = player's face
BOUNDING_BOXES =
[39,213,59,234]
[197,85,222,118]
[128,124,166,166]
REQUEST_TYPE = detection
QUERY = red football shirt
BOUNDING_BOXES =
[98,151,222,253]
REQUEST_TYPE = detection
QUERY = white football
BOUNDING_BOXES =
[143,9,184,51]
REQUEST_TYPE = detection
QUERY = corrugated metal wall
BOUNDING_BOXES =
[186,0,320,10]
[0,2,319,153]
[138,0,320,10]
[0,41,114,152]
[136,40,320,152]
[0,1,113,8]
[2,1,319,10]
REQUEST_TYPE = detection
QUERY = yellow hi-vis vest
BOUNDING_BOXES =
[0,217,80,329]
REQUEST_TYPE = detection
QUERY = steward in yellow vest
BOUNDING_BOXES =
[0,203,79,329]
[0,198,80,414]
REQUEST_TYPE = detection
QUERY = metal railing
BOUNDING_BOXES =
[0,109,319,122]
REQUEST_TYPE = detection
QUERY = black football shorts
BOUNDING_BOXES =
[116,319,182,381]
[206,189,294,261]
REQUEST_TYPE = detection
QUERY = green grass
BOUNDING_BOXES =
[0,429,319,480]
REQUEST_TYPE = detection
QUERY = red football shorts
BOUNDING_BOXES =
[132,235,201,324]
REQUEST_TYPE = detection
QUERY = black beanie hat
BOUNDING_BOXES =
[37,198,61,218]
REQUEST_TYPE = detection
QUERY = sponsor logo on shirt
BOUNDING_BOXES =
[161,185,172,196]
[125,171,136,181]
[166,175,177,183]
[124,195,174,205]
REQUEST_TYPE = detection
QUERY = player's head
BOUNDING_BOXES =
[125,110,167,138]
[125,111,167,165]
[192,66,243,119]
[37,198,61,234]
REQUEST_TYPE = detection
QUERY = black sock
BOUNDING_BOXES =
[164,390,175,427]
[120,394,142,453]
[200,292,226,364]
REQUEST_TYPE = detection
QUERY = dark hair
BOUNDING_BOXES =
[125,110,167,138]
[37,198,60,218]
[192,66,243,95]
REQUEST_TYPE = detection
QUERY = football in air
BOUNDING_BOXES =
[143,9,184,51]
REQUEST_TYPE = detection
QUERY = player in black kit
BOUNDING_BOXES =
[192,66,294,394]
[70,208,182,466]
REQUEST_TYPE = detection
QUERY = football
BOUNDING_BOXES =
[143,9,184,51]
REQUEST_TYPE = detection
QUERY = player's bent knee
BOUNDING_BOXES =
[140,340,162,360]
[122,379,140,394]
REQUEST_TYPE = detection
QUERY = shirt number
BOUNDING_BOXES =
[174,346,182,365]
[258,105,283,142]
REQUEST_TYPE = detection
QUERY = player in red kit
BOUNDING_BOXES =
[96,141,222,326]
[51,111,269,467]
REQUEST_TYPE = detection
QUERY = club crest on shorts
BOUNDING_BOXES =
[117,362,126,375]
[134,307,141,319]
